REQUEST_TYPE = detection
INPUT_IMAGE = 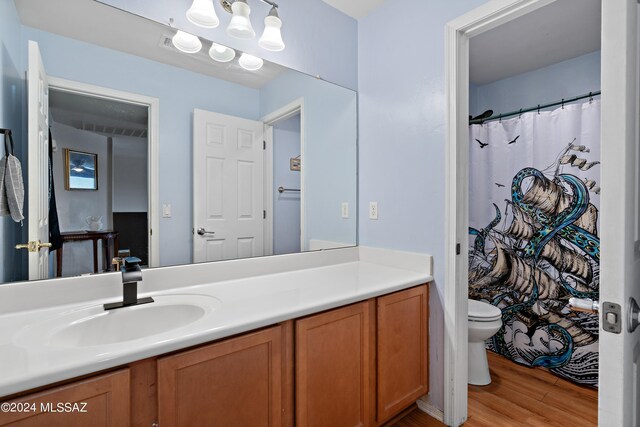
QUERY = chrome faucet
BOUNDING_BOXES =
[104,257,154,310]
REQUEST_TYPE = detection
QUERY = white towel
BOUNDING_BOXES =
[0,132,24,222]
[0,156,7,216]
[5,153,24,222]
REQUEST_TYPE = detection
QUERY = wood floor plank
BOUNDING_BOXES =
[551,375,598,400]
[486,364,564,401]
[541,389,598,422]
[486,352,559,385]
[469,387,538,421]
[473,384,590,427]
[391,351,597,427]
[391,409,447,427]
[467,400,525,427]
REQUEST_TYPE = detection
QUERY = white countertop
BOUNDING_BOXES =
[0,247,432,397]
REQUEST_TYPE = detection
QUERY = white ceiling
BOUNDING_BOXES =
[320,0,386,19]
[50,89,149,137]
[470,0,601,85]
[14,0,286,89]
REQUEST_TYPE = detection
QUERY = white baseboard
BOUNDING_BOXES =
[416,396,445,423]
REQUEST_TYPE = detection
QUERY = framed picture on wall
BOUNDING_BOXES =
[65,149,98,191]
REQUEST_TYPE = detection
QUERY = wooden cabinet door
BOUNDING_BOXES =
[0,369,130,427]
[376,285,428,424]
[296,301,375,427]
[157,324,287,427]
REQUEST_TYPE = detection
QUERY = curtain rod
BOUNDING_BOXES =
[469,90,601,125]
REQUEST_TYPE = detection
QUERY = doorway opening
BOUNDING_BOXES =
[263,98,305,255]
[270,112,301,255]
[47,78,159,275]
[444,0,609,425]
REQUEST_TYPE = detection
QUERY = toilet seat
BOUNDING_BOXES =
[468,299,502,322]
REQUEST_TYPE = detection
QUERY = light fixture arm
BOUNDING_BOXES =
[258,0,279,9]
[220,0,278,14]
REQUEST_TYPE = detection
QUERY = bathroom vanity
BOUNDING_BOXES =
[0,247,432,426]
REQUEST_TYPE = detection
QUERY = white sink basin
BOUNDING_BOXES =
[15,294,222,348]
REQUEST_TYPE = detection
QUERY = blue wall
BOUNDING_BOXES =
[260,70,357,249]
[470,50,601,116]
[0,0,25,282]
[99,0,358,91]
[22,27,261,267]
[16,24,358,267]
[273,114,301,255]
[358,0,489,410]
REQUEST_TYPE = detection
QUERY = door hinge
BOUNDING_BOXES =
[263,140,266,150]
[456,243,461,255]
[263,210,266,219]
[150,228,152,236]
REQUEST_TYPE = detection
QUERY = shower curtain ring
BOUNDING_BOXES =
[499,114,502,123]
[518,109,522,119]
[589,92,593,103]
[562,99,565,109]
[537,104,540,115]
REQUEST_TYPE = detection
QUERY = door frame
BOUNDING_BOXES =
[261,98,305,254]
[443,0,594,425]
[47,77,160,267]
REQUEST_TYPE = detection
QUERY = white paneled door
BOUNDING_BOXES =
[26,41,50,280]
[599,1,640,425]
[193,109,264,263]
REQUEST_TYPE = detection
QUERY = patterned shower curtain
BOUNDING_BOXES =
[469,100,600,386]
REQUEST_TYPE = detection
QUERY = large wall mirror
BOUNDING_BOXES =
[1,0,357,284]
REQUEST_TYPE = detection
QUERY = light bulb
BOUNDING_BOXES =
[259,7,285,51]
[226,0,255,39]
[239,53,263,71]
[209,43,236,62]
[172,30,202,54]
[186,0,220,28]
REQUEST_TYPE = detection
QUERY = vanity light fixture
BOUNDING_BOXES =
[209,43,236,62]
[172,30,202,53]
[226,0,255,39]
[238,52,264,71]
[182,0,285,52]
[186,0,220,28]
[258,7,285,51]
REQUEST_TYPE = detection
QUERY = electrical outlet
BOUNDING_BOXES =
[162,204,172,218]
[341,202,349,219]
[369,202,378,220]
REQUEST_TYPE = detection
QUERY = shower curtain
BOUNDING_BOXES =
[468,100,600,386]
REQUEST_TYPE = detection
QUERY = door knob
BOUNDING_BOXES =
[629,297,640,333]
[197,227,215,236]
[15,240,52,252]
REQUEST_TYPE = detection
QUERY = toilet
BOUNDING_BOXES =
[468,299,503,386]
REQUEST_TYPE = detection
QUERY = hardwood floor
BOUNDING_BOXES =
[392,351,597,427]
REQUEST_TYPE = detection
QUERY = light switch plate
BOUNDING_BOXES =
[369,202,378,220]
[162,204,172,218]
[341,202,349,219]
